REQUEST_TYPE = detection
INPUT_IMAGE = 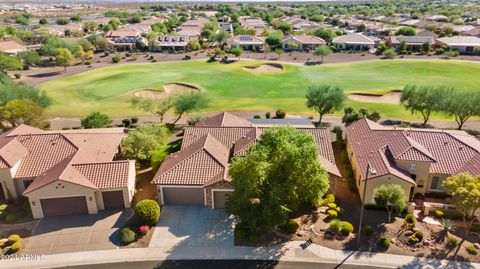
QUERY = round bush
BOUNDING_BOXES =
[379,238,391,249]
[120,227,136,245]
[435,210,444,218]
[265,112,271,119]
[446,235,459,247]
[7,234,20,243]
[131,117,139,124]
[329,219,341,233]
[327,203,337,210]
[363,226,375,236]
[405,213,416,224]
[284,220,300,234]
[327,209,338,218]
[340,221,354,235]
[8,242,20,254]
[84,61,91,65]
[5,214,16,223]
[14,73,21,79]
[466,245,478,255]
[414,230,424,241]
[134,199,160,226]
[275,109,286,119]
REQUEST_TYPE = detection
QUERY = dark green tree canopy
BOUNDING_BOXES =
[80,111,112,129]
[400,85,451,125]
[306,85,345,125]
[226,127,330,232]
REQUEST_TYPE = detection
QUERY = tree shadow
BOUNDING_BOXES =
[399,256,475,269]
[28,71,62,78]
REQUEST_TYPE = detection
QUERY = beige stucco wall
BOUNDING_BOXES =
[205,181,234,209]
[358,175,414,204]
[395,160,431,195]
[0,161,22,200]
[25,181,98,219]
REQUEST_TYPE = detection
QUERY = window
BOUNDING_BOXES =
[23,179,33,190]
[417,179,424,188]
[410,163,416,171]
[430,176,444,190]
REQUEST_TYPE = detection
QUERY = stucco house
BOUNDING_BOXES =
[386,35,435,51]
[0,125,136,218]
[345,119,480,204]
[0,40,27,55]
[229,35,265,51]
[436,36,480,54]
[152,112,341,209]
[105,30,147,51]
[332,33,379,51]
[281,35,326,51]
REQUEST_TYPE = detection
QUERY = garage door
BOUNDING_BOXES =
[162,187,204,205]
[213,191,233,209]
[102,191,125,209]
[40,196,88,217]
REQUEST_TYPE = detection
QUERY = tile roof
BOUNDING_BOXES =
[346,119,480,183]
[0,125,132,194]
[389,35,435,44]
[332,33,375,45]
[153,112,340,185]
[437,36,480,46]
[0,41,27,53]
[283,35,326,45]
[196,112,253,127]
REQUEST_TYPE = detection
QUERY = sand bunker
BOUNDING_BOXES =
[243,63,283,73]
[348,91,401,104]
[134,83,200,99]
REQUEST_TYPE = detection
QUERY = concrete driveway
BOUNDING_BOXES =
[23,209,131,255]
[149,205,234,248]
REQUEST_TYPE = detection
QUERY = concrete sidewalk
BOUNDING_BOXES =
[1,241,479,269]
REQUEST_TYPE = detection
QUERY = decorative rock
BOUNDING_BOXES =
[391,238,397,244]
[474,243,480,250]
[404,231,414,236]
[0,238,7,244]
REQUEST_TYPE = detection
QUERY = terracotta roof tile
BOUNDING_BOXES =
[73,161,131,189]
[196,112,253,127]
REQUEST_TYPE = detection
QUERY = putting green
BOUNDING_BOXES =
[40,59,480,118]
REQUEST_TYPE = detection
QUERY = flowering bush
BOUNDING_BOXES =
[139,225,150,235]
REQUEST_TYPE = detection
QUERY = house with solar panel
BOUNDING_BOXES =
[154,35,190,52]
[105,30,148,51]
[229,35,266,51]
[386,35,435,52]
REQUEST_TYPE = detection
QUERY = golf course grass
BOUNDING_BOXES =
[40,59,480,118]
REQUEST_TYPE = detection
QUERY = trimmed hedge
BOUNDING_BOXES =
[8,242,20,254]
[8,234,20,243]
[120,227,136,245]
[134,199,160,226]
[379,238,391,249]
[466,245,478,255]
[284,220,300,234]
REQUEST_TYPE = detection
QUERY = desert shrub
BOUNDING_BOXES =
[327,203,337,210]
[379,238,391,249]
[327,209,338,218]
[340,221,354,235]
[134,199,160,226]
[253,114,261,119]
[149,55,154,60]
[112,54,121,63]
[7,234,20,244]
[284,220,300,234]
[443,50,459,58]
[249,234,258,242]
[435,210,444,218]
[138,225,150,236]
[8,242,20,254]
[14,73,21,79]
[443,210,464,220]
[5,214,16,223]
[122,118,131,127]
[104,51,110,56]
[466,245,478,255]
[85,61,91,65]
[363,226,375,236]
[265,112,271,119]
[323,194,335,204]
[275,109,286,119]
[329,219,342,233]
[446,235,459,247]
[405,213,416,224]
[414,230,424,241]
[120,227,136,245]
[131,117,139,124]
[187,116,208,126]
[151,146,169,173]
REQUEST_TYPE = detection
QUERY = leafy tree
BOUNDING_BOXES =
[70,14,82,22]
[18,51,41,66]
[314,45,332,64]
[56,48,74,71]
[342,107,381,124]
[15,14,29,26]
[151,22,168,34]
[87,34,109,51]
[82,21,98,32]
[398,40,408,54]
[442,91,480,130]
[56,18,69,25]
[172,93,209,125]
[383,48,397,59]
[312,27,337,43]
[0,73,51,107]
[400,85,450,125]
[75,49,93,63]
[39,18,48,25]
[395,26,416,36]
[0,53,22,72]
[122,124,170,161]
[277,22,293,35]
[130,96,174,123]
[230,47,243,59]
[187,40,201,51]
[422,42,431,54]
[374,184,406,222]
[306,85,345,125]
[215,30,229,45]
[0,99,48,129]
[265,31,284,49]
[357,24,366,32]
[80,111,112,128]
[226,127,329,233]
[443,173,480,257]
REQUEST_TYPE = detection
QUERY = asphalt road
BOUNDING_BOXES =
[56,260,389,269]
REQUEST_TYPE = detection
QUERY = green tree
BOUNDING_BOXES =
[18,51,41,66]
[0,53,22,72]
[151,22,168,34]
[56,48,74,71]
[314,45,332,64]
[0,99,48,129]
[70,14,82,22]
[277,22,293,35]
[398,40,408,54]
[172,93,209,125]
[312,27,337,43]
[122,124,170,161]
[226,127,329,233]
[305,85,345,125]
[422,42,431,54]
[130,96,174,123]
[187,40,201,51]
[442,91,480,130]
[230,47,243,60]
[83,21,98,32]
[443,173,480,257]
[400,85,450,126]
[265,31,284,50]
[395,26,416,36]
[39,18,48,25]
[56,18,69,25]
[0,73,51,107]
[215,30,229,45]
[373,184,406,222]
[87,34,109,51]
[383,48,397,59]
[80,111,112,128]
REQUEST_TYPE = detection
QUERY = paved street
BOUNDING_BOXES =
[22,210,131,255]
[149,205,234,248]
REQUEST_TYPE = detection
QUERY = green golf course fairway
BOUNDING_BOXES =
[40,59,480,118]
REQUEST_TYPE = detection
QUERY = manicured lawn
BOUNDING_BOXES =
[40,59,480,118]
